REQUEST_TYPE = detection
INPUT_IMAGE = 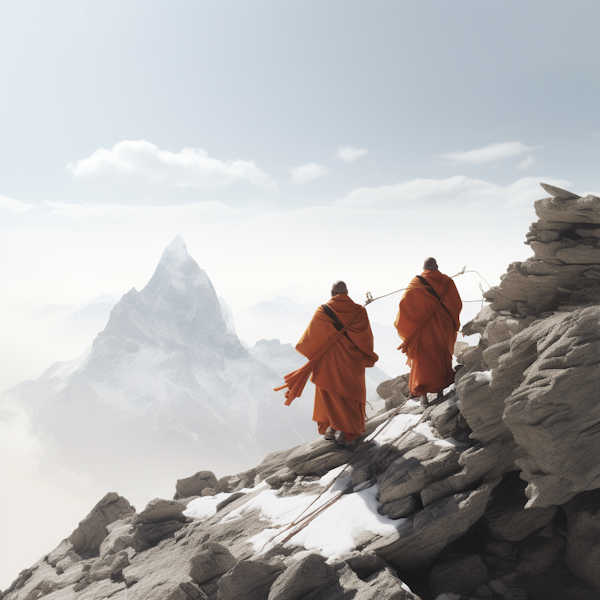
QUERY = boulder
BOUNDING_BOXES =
[189,542,237,585]
[365,481,498,569]
[379,496,418,520]
[136,498,187,523]
[68,492,135,558]
[217,559,285,600]
[377,443,462,504]
[99,516,135,559]
[502,307,600,507]
[175,472,220,500]
[482,473,558,542]
[267,553,338,600]
[286,438,353,476]
[564,489,600,591]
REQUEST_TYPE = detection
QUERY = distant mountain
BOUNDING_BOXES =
[0,237,319,498]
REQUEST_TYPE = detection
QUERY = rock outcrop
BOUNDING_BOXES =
[4,184,600,600]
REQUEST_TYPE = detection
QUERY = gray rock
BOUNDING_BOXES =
[376,375,409,400]
[379,496,418,520]
[99,516,136,559]
[136,498,187,523]
[536,194,600,223]
[564,489,600,591]
[175,472,220,500]
[47,539,76,567]
[134,520,187,549]
[165,582,209,600]
[88,558,113,582]
[189,543,238,586]
[377,443,462,504]
[430,398,461,439]
[502,307,600,507]
[429,554,488,596]
[482,474,557,541]
[55,551,82,574]
[540,183,581,200]
[68,492,135,558]
[267,553,338,600]
[516,537,560,574]
[365,481,498,569]
[201,488,217,497]
[484,541,513,558]
[361,567,419,599]
[344,552,391,580]
[216,492,246,512]
[286,438,353,476]
[217,559,285,600]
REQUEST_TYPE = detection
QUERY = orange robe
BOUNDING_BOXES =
[295,294,378,442]
[395,270,462,396]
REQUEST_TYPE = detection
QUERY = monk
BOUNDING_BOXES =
[395,258,462,406]
[291,281,378,446]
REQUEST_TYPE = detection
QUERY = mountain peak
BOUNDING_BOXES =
[162,234,191,265]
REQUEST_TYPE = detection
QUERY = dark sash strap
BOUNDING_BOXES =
[416,276,457,330]
[321,304,351,340]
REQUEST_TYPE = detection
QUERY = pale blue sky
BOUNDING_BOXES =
[1,0,598,208]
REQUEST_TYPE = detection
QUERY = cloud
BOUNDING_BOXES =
[335,145,368,162]
[335,175,573,209]
[441,141,537,165]
[517,155,537,170]
[0,194,33,213]
[289,163,329,185]
[336,176,494,208]
[67,140,275,190]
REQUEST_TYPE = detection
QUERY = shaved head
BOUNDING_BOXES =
[331,280,348,295]
[423,257,438,271]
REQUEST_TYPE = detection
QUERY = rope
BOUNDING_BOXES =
[363,267,491,307]
[259,395,442,552]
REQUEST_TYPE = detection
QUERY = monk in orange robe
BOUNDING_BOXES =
[395,258,462,406]
[292,281,378,445]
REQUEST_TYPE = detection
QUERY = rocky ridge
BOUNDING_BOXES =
[4,185,600,600]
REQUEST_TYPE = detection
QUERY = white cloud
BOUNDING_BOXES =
[335,145,368,162]
[441,141,537,165]
[67,140,275,190]
[336,176,494,208]
[0,194,33,213]
[336,175,573,209]
[289,163,329,185]
[517,155,537,170]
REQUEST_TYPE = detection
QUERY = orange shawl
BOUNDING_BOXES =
[395,270,462,365]
[275,294,378,406]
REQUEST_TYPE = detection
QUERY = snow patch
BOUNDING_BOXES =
[475,370,492,383]
[365,413,421,445]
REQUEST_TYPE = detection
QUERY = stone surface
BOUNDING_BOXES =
[564,489,600,590]
[429,554,488,596]
[217,559,284,600]
[365,482,497,569]
[286,438,353,476]
[267,553,338,600]
[189,543,238,585]
[175,472,220,500]
[502,307,600,507]
[379,496,419,520]
[68,492,135,558]
[136,498,187,523]
[483,473,558,541]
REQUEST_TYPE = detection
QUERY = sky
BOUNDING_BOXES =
[0,0,599,589]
